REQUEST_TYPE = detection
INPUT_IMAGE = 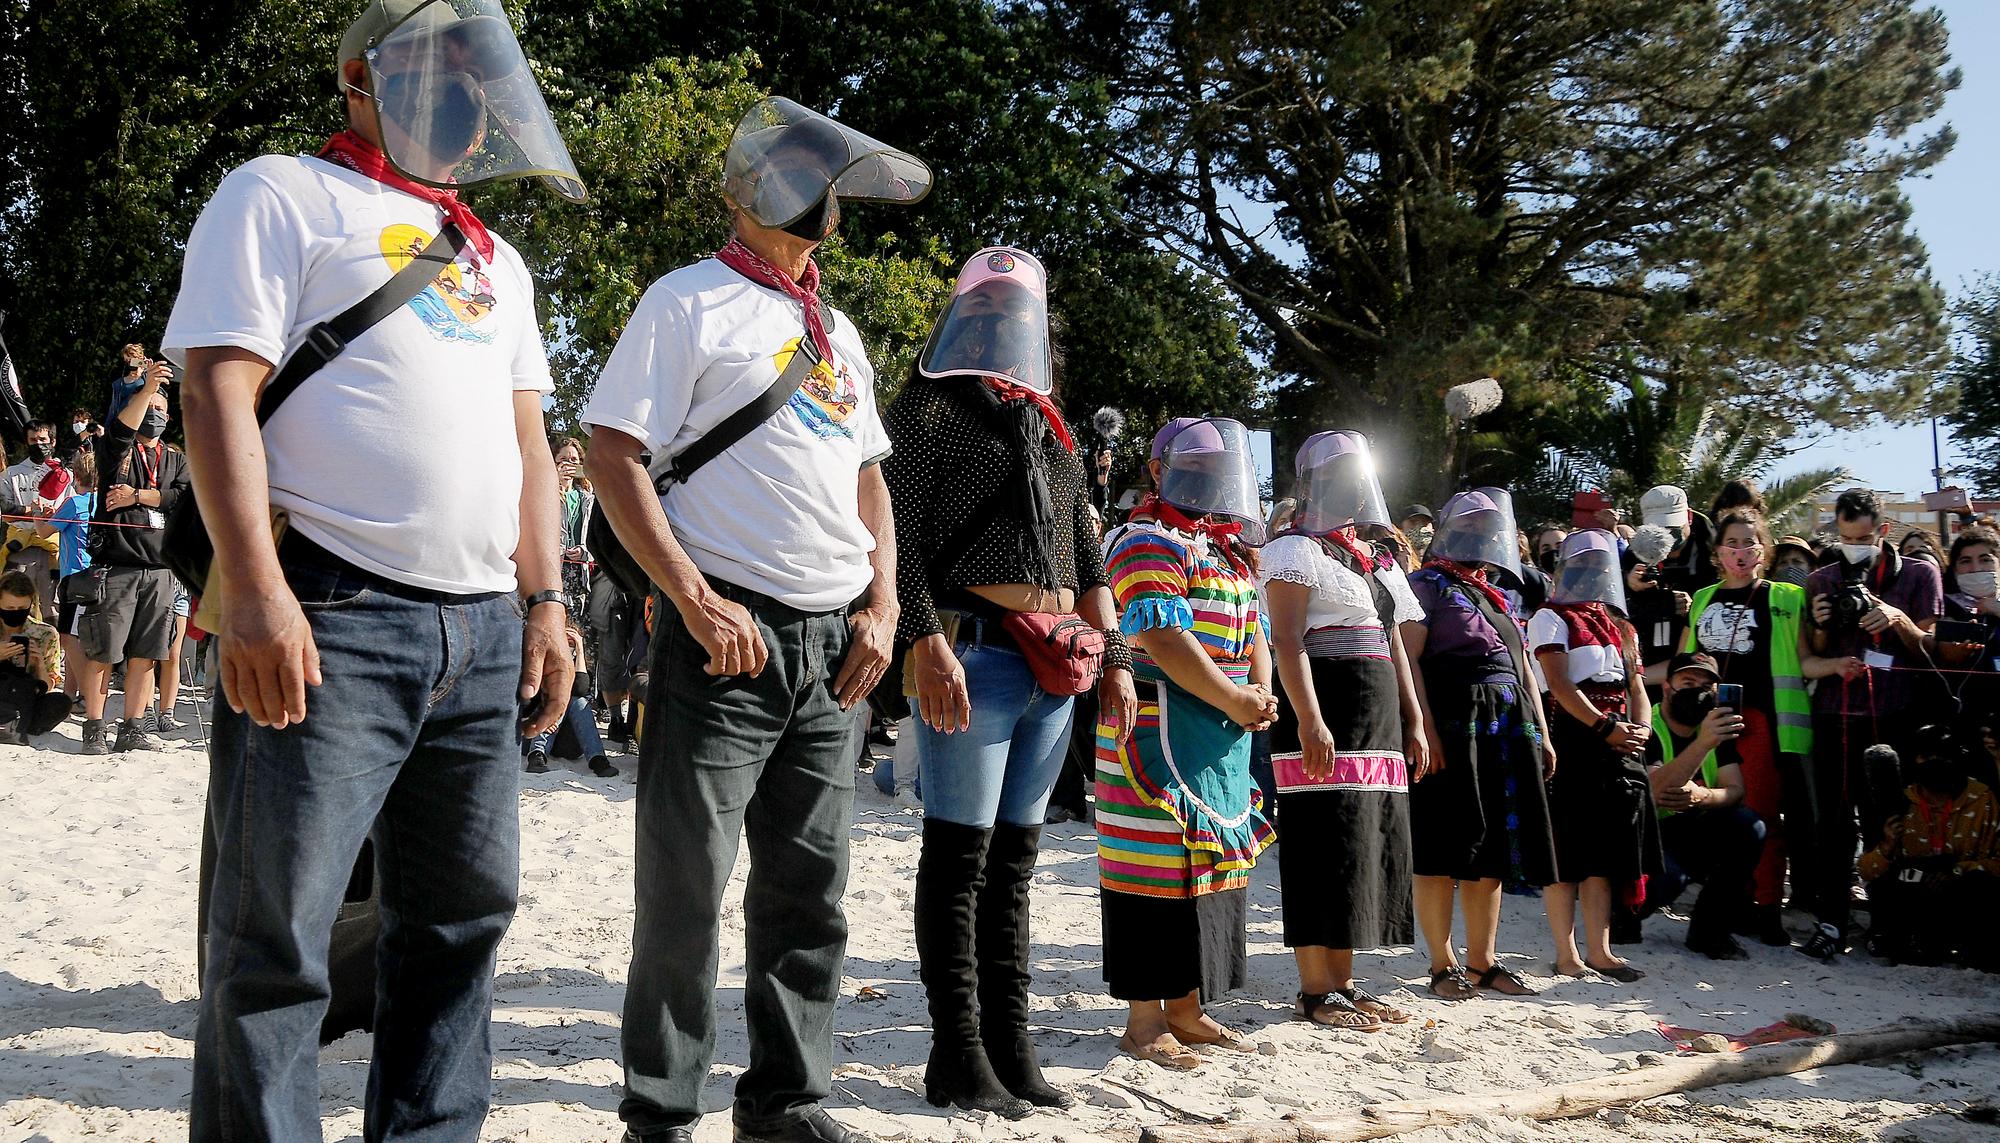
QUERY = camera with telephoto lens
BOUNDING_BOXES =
[1636,565,1660,586]
[1832,564,1872,629]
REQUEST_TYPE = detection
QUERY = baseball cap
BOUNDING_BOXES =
[338,1,451,82]
[1641,484,1691,529]
[1150,417,1206,460]
[1401,504,1433,524]
[1666,651,1722,683]
[1571,490,1615,529]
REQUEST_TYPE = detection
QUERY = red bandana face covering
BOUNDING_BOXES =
[318,131,496,265]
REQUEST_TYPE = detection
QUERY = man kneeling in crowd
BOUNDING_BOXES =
[1859,725,2000,972]
[1639,652,1765,960]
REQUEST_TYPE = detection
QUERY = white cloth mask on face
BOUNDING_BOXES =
[1839,543,1878,566]
[1957,571,1998,599]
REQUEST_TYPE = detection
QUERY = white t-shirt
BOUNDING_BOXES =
[162,155,552,594]
[582,258,892,613]
[1258,534,1424,630]
[1526,609,1626,685]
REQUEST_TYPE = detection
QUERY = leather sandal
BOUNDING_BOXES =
[1293,990,1383,1032]
[1118,1031,1202,1070]
[1427,966,1478,1001]
[1585,959,1645,983]
[1471,964,1539,997]
[1167,1019,1257,1052]
[1338,987,1412,1025]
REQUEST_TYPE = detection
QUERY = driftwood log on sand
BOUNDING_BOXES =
[1140,1014,2000,1143]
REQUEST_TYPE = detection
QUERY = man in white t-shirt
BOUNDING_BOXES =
[585,98,929,1143]
[165,2,585,1138]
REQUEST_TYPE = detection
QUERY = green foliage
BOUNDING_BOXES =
[1945,281,2000,496]
[0,0,1260,476]
[1072,0,1957,501]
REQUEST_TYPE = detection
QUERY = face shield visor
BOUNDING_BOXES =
[723,97,932,230]
[1158,418,1266,544]
[360,0,585,202]
[1292,431,1390,535]
[1430,489,1522,580]
[917,248,1052,392]
[1550,529,1628,615]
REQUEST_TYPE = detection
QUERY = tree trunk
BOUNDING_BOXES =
[1138,1015,2000,1143]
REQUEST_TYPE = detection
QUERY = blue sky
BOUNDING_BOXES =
[1777,0,1999,494]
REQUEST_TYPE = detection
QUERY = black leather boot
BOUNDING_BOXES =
[914,818,1032,1120]
[976,822,1072,1108]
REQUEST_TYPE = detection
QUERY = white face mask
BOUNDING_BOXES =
[71,422,86,436]
[1958,571,1999,600]
[1839,543,1878,566]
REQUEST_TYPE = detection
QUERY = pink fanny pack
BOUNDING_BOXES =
[1002,612,1105,696]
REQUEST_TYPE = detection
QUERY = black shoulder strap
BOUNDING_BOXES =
[253,223,467,426]
[662,308,824,488]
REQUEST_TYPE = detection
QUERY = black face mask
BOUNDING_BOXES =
[1536,550,1559,575]
[26,443,52,464]
[782,191,840,242]
[380,71,487,163]
[1667,685,1717,728]
[0,607,29,628]
[138,410,169,440]
[1910,757,1968,797]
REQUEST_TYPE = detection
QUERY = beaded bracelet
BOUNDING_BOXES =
[1101,629,1134,673]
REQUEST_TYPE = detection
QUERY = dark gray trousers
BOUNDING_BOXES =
[620,580,862,1135]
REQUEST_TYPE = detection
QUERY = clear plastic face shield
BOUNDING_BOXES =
[1550,529,1629,615]
[1430,489,1523,580]
[360,0,585,201]
[723,97,932,231]
[917,248,1053,393]
[1158,418,1267,545]
[1292,431,1390,535]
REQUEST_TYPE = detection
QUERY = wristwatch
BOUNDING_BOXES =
[523,589,567,613]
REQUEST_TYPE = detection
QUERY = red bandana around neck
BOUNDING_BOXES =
[318,131,495,265]
[1424,556,1510,613]
[1306,525,1375,571]
[1550,600,1626,652]
[1139,493,1243,543]
[715,237,834,362]
[983,378,1074,451]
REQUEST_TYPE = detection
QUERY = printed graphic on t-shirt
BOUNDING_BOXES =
[380,224,498,345]
[1697,602,1758,655]
[777,336,861,440]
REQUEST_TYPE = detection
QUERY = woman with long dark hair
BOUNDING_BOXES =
[1403,489,1559,1000]
[1262,431,1429,1030]
[885,248,1137,1116]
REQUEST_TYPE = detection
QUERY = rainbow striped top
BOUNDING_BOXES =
[1107,522,1261,680]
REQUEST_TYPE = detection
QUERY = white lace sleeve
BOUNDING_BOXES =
[1376,565,1426,625]
[1258,535,1322,590]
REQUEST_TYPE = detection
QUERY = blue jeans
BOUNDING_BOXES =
[915,634,1075,829]
[193,553,524,1142]
[527,696,606,760]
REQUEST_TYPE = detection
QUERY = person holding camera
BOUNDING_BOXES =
[1622,523,1690,698]
[1856,725,2000,971]
[1801,489,1943,960]
[77,361,186,755]
[0,569,71,743]
[1639,652,1765,959]
[1682,511,1837,947]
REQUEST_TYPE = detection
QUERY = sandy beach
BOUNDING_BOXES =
[3,715,1997,1143]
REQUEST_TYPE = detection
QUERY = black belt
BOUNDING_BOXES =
[278,530,500,605]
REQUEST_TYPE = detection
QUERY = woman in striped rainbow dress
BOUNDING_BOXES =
[1096,417,1278,1070]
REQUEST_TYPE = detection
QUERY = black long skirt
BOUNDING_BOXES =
[1101,888,1247,1002]
[1271,653,1414,949]
[1408,673,1559,887]
[1546,699,1663,884]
